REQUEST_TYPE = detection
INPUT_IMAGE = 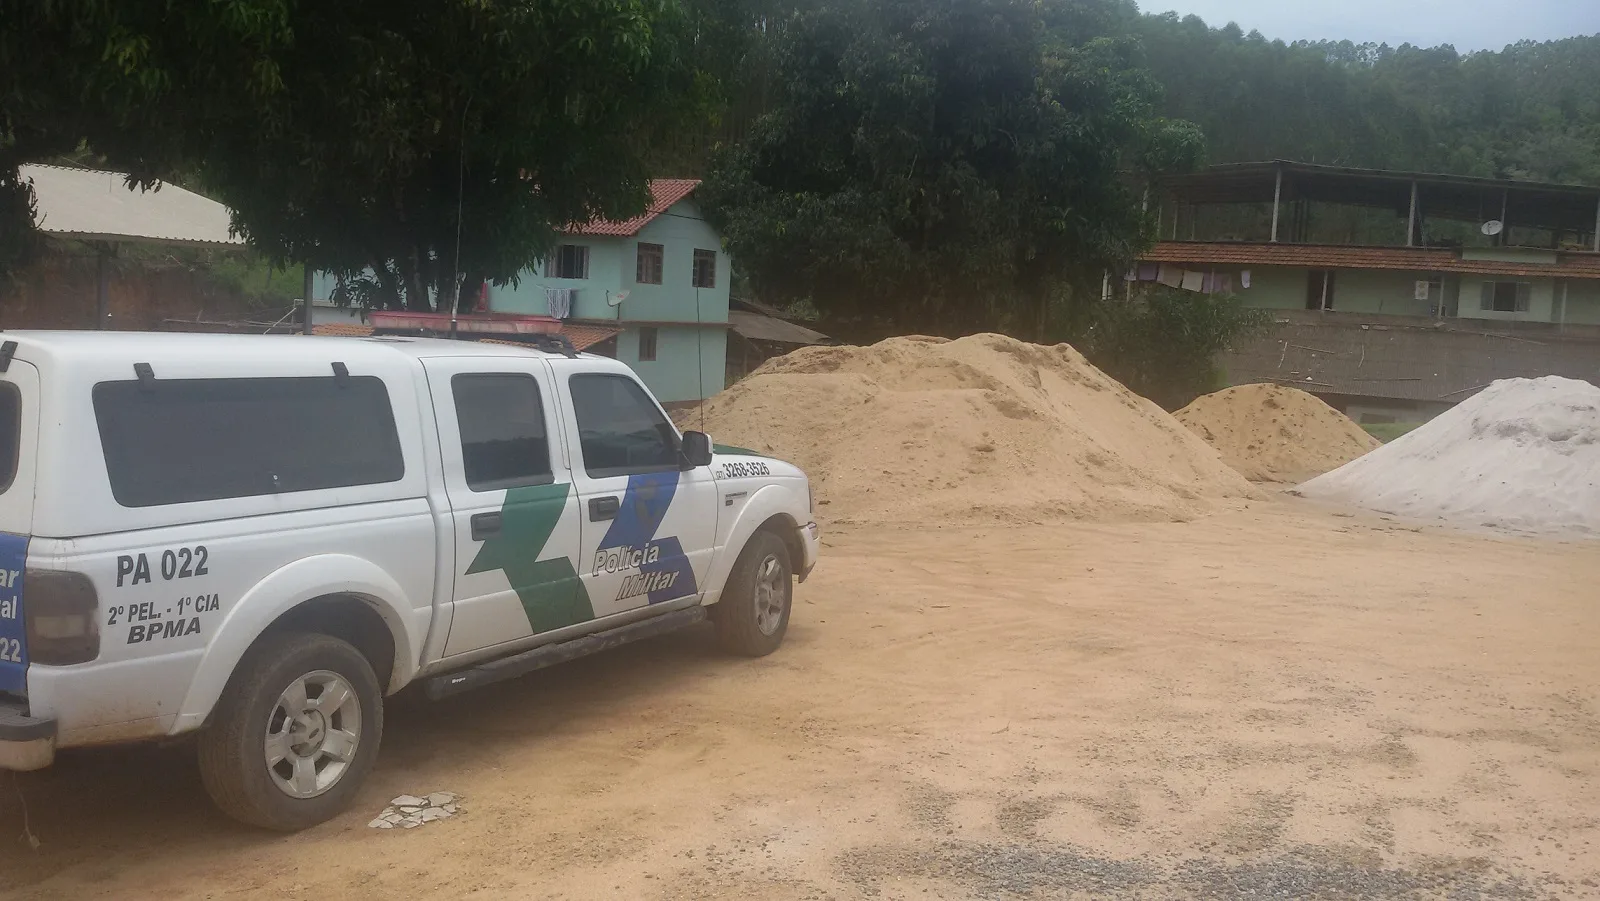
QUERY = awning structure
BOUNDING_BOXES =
[1144,241,1600,279]
[310,319,621,352]
[728,309,832,346]
[19,163,245,330]
[22,163,243,247]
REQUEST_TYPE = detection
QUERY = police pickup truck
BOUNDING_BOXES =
[0,332,817,830]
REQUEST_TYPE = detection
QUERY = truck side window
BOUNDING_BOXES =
[93,376,405,507]
[0,382,18,494]
[452,373,553,491]
[569,374,679,478]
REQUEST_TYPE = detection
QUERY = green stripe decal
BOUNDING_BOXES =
[466,482,593,633]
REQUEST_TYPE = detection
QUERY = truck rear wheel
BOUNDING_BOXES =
[712,530,792,657]
[198,632,384,831]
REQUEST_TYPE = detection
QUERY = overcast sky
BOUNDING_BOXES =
[1146,0,1600,51]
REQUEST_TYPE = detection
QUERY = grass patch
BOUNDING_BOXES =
[1362,422,1424,443]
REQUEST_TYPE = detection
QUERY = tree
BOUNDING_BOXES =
[700,0,1203,338]
[1,0,709,308]
[1068,286,1269,410]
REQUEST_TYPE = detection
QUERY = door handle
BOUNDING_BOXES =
[589,496,620,521]
[470,512,502,540]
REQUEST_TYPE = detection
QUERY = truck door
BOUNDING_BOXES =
[552,366,718,618]
[422,357,591,658]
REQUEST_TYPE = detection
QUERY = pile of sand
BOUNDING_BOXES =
[687,333,1257,525]
[1297,376,1600,535]
[1175,383,1380,482]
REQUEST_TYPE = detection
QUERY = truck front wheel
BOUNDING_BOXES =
[712,529,792,657]
[198,632,384,831]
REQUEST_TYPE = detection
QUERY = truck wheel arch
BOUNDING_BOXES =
[172,555,419,735]
[705,483,809,605]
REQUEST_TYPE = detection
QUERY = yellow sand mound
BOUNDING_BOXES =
[683,333,1258,526]
[1175,383,1380,483]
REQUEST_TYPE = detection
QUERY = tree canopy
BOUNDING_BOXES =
[1,0,710,308]
[700,0,1203,338]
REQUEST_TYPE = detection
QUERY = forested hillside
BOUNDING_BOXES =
[1131,13,1600,183]
[689,4,1600,184]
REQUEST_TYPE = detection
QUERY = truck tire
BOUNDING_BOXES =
[712,529,792,657]
[198,632,384,831]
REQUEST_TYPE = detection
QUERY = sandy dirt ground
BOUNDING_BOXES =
[4,496,1599,900]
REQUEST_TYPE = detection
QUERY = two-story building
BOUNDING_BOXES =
[486,179,729,404]
[1141,161,1600,421]
[315,179,733,405]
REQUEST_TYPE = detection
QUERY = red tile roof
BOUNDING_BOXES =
[1143,242,1600,279]
[556,322,622,351]
[567,179,700,237]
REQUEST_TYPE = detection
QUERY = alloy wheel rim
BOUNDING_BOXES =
[754,554,787,635]
[264,669,362,799]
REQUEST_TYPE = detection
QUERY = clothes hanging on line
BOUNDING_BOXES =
[545,287,572,319]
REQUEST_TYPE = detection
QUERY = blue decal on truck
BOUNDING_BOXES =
[595,472,698,604]
[0,533,28,695]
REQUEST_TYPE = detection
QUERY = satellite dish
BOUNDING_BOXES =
[1481,220,1504,236]
[608,290,628,307]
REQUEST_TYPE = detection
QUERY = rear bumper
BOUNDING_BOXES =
[0,703,56,771]
[797,521,820,582]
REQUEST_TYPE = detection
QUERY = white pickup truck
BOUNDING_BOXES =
[0,331,817,830]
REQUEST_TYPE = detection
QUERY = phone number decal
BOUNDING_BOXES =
[718,461,770,479]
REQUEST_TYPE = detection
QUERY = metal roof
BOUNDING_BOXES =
[728,310,833,345]
[21,163,244,247]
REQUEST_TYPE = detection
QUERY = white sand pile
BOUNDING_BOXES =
[1297,376,1600,535]
[1176,383,1380,482]
[688,333,1258,525]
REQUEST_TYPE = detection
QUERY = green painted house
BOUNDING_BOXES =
[312,179,731,405]
[487,179,729,404]
[1143,161,1600,421]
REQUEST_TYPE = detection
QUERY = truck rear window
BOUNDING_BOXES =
[0,383,17,494]
[93,376,406,507]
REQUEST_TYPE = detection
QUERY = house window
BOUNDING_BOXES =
[1480,281,1531,313]
[1305,270,1336,311]
[636,243,663,285]
[548,244,589,279]
[692,249,716,289]
[637,326,659,362]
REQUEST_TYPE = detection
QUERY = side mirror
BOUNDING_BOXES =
[681,430,714,468]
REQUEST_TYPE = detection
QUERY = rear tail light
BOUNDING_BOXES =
[24,570,99,665]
